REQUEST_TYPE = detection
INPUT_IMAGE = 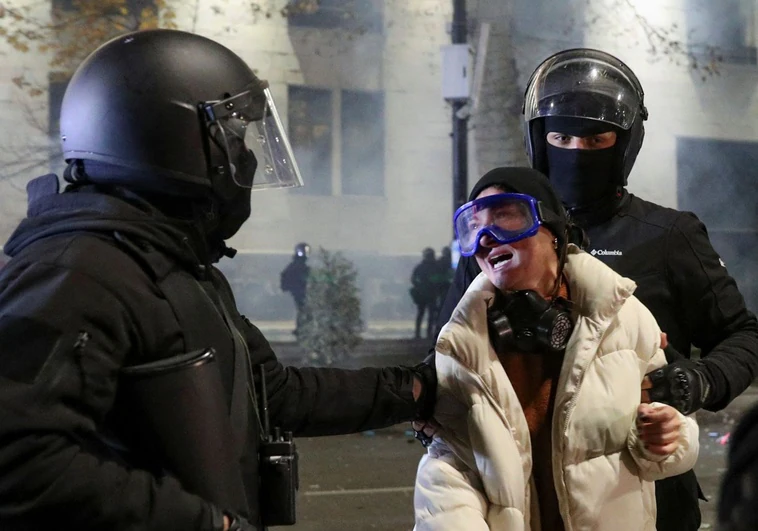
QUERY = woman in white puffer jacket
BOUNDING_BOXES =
[413,167,699,531]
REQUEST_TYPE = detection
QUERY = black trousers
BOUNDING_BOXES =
[415,300,437,339]
[655,469,702,531]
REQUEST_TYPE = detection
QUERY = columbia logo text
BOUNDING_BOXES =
[590,249,623,256]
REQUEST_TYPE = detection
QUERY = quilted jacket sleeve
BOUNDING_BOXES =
[414,353,490,530]
[414,449,490,531]
[414,353,529,530]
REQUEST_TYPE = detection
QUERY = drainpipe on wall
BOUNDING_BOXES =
[450,0,468,220]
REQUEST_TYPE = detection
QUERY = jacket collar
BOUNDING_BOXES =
[462,244,637,323]
[438,246,636,371]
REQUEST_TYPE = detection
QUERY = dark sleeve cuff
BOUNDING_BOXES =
[701,361,733,411]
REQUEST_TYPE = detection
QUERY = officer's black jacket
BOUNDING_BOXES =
[438,191,758,411]
[0,180,418,530]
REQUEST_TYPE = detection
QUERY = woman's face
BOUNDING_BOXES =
[473,186,560,296]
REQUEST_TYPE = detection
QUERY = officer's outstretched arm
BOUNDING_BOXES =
[241,317,435,436]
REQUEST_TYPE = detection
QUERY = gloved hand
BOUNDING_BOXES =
[212,507,255,531]
[226,515,255,531]
[410,352,437,421]
[410,352,438,447]
[643,353,712,416]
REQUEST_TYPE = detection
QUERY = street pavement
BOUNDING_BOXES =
[269,339,756,530]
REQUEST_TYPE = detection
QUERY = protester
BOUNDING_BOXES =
[414,167,699,530]
[434,48,758,530]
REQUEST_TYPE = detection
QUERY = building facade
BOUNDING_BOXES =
[1,0,756,338]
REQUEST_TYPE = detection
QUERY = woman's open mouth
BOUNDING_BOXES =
[489,252,514,270]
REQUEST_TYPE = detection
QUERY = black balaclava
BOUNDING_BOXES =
[208,189,252,242]
[543,116,619,209]
[67,158,253,252]
[208,135,256,242]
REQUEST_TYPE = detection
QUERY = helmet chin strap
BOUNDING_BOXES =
[189,200,238,260]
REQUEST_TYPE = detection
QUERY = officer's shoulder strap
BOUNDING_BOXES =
[111,231,215,347]
[111,231,250,453]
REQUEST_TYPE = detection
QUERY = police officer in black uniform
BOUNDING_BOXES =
[0,30,435,530]
[436,48,758,530]
[280,242,310,335]
[410,247,439,339]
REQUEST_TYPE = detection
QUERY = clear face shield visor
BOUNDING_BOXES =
[454,193,544,257]
[523,56,643,130]
[203,85,304,191]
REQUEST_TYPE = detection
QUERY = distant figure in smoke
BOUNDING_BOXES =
[280,242,310,335]
[410,247,438,339]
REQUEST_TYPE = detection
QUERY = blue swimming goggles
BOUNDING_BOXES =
[453,193,545,257]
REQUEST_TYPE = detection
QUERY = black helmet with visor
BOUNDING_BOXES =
[522,48,648,187]
[60,29,303,197]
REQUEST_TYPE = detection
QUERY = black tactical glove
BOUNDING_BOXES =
[211,507,255,531]
[645,353,712,416]
[411,352,437,447]
[226,515,255,531]
[411,352,437,420]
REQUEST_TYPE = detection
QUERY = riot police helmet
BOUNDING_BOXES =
[60,29,304,238]
[522,48,648,188]
[294,242,310,258]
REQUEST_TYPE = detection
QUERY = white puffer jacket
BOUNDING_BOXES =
[414,246,699,531]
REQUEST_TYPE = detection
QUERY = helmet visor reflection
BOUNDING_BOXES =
[205,87,304,190]
[454,193,542,257]
[524,56,641,130]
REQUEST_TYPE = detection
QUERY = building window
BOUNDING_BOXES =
[341,90,384,196]
[685,0,757,65]
[288,86,333,196]
[677,137,758,312]
[288,85,385,197]
[285,0,383,33]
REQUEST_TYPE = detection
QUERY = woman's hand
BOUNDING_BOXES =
[636,403,682,456]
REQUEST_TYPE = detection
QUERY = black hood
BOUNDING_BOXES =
[4,174,216,268]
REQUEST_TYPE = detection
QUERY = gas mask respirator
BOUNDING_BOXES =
[487,289,574,354]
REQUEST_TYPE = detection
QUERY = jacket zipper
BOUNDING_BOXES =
[553,355,592,531]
